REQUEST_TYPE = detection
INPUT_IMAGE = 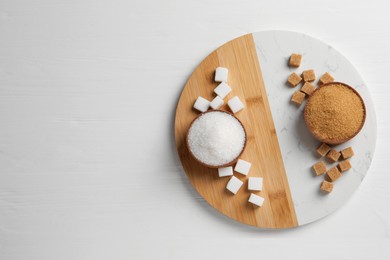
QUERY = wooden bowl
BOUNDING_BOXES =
[186,110,247,168]
[303,82,366,145]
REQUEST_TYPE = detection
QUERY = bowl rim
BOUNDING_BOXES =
[186,110,247,168]
[303,82,366,145]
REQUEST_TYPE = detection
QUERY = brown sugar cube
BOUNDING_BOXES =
[301,82,316,96]
[302,69,316,82]
[319,72,334,85]
[326,149,341,163]
[338,160,352,172]
[312,161,327,176]
[291,91,305,106]
[320,180,334,193]
[316,143,331,157]
[289,53,302,67]
[341,147,354,159]
[326,166,342,182]
[287,72,302,87]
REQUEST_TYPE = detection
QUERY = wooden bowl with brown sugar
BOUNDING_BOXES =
[304,82,366,145]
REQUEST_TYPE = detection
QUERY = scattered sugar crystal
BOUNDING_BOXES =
[234,159,251,176]
[215,67,228,82]
[226,176,243,194]
[210,96,224,110]
[227,96,244,113]
[248,193,265,207]
[214,82,232,99]
[187,111,246,166]
[193,96,210,112]
[248,177,263,191]
[218,166,233,177]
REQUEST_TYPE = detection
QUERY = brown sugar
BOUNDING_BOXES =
[288,72,302,87]
[320,180,334,193]
[304,83,365,144]
[301,82,315,96]
[289,53,302,67]
[316,143,331,157]
[291,91,305,106]
[312,161,327,176]
[319,72,334,85]
[326,149,341,163]
[341,147,354,159]
[338,160,352,172]
[326,166,342,182]
[302,69,316,82]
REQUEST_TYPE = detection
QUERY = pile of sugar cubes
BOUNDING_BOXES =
[221,159,265,207]
[193,67,245,113]
[287,53,353,194]
[313,143,354,193]
[287,53,335,107]
[192,67,265,207]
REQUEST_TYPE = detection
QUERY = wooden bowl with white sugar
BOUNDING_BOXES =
[186,110,247,168]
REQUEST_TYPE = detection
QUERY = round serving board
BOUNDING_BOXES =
[174,31,377,228]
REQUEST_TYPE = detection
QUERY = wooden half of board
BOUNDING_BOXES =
[175,33,298,228]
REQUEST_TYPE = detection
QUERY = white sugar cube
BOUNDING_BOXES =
[226,176,243,194]
[248,193,265,207]
[210,96,224,110]
[218,166,233,177]
[193,96,210,112]
[227,96,244,113]
[234,159,251,176]
[248,177,263,191]
[214,82,232,99]
[215,67,228,82]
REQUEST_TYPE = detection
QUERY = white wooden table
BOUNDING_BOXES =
[0,0,389,259]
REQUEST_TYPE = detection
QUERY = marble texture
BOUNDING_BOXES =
[253,31,377,225]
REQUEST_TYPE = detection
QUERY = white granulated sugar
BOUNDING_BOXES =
[188,111,246,166]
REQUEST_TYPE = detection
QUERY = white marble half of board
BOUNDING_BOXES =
[251,31,377,226]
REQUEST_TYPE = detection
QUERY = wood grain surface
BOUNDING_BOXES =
[175,34,298,228]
